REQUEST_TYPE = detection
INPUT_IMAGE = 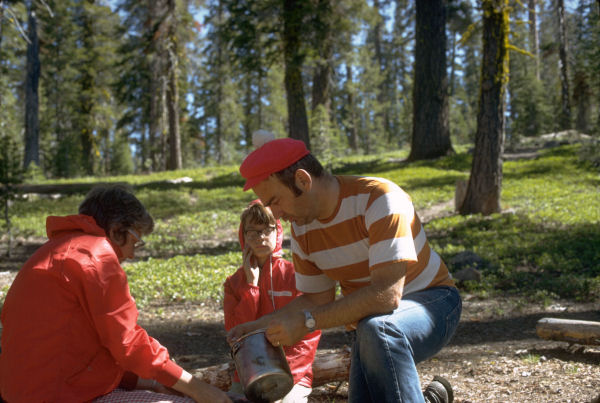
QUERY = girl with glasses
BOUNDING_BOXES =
[223,201,321,403]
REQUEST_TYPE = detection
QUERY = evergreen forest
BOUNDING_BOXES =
[0,0,598,180]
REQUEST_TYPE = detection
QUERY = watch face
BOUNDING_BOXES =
[304,310,316,329]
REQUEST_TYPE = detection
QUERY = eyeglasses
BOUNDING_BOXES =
[244,226,276,240]
[127,229,146,249]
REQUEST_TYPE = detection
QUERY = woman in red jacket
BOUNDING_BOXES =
[224,201,321,403]
[0,186,230,403]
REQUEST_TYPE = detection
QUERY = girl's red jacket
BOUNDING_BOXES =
[224,210,321,388]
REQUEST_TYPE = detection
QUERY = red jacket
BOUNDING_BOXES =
[0,215,182,403]
[223,212,320,388]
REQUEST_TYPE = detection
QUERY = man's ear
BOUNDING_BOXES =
[294,169,312,192]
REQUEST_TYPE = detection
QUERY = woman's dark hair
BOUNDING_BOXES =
[79,186,154,241]
[274,153,325,196]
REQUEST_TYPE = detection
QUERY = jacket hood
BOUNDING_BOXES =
[238,200,283,257]
[46,214,124,259]
[46,214,107,239]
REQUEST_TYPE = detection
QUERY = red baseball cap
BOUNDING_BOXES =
[240,138,310,191]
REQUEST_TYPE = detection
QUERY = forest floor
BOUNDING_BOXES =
[2,232,599,402]
[1,131,598,402]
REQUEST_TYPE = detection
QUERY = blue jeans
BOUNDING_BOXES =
[348,286,462,403]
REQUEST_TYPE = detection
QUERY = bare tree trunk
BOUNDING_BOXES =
[345,64,358,152]
[459,0,508,216]
[572,71,591,133]
[528,0,540,80]
[0,1,4,112]
[165,0,181,170]
[24,6,40,170]
[283,0,310,147]
[311,0,332,114]
[214,0,224,163]
[449,32,456,96]
[372,0,390,138]
[148,0,167,172]
[409,0,453,161]
[79,5,95,175]
[243,78,253,148]
[257,69,263,129]
[556,0,571,130]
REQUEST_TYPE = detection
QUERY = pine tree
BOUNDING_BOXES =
[460,0,509,216]
[409,0,453,161]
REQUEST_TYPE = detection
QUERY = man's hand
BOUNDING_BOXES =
[264,310,306,346]
[227,317,267,345]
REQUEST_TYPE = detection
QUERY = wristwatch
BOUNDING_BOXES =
[303,310,316,331]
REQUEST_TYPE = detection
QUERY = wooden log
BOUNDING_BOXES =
[192,347,352,391]
[536,317,600,345]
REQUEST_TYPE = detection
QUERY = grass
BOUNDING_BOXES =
[2,143,599,306]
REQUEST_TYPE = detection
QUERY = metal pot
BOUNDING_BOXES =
[231,329,293,402]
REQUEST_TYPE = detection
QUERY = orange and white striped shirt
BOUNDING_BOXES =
[291,176,454,297]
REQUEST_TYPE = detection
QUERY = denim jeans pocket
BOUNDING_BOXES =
[442,289,462,345]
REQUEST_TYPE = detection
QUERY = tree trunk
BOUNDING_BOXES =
[148,0,167,172]
[310,0,332,114]
[24,7,40,170]
[409,0,453,161]
[166,0,181,170]
[528,0,540,81]
[283,0,310,147]
[0,1,4,112]
[556,0,571,130]
[79,6,95,175]
[345,64,358,152]
[459,0,508,216]
[372,0,390,140]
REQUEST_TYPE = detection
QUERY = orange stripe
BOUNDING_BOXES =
[324,260,370,281]
[294,216,367,255]
[339,279,370,296]
[428,260,456,288]
[292,255,323,276]
[369,214,412,245]
[404,242,431,284]
[363,180,396,211]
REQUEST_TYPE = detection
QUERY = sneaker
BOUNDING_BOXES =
[423,375,454,403]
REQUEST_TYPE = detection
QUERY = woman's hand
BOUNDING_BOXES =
[242,246,260,286]
[137,378,182,395]
[172,370,232,403]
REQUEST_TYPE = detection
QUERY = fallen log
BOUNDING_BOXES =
[536,317,600,346]
[193,347,352,391]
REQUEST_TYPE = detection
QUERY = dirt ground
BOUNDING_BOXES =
[1,241,598,403]
[132,298,600,403]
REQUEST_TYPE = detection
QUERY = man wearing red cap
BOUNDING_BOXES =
[232,137,462,403]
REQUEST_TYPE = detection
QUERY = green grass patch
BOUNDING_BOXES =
[3,143,599,306]
[124,252,240,308]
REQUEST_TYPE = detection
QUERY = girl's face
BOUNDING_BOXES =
[244,219,277,262]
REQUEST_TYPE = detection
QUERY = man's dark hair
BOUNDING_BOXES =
[79,185,154,242]
[274,153,325,196]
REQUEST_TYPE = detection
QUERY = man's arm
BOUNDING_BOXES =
[226,289,334,344]
[264,261,406,346]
